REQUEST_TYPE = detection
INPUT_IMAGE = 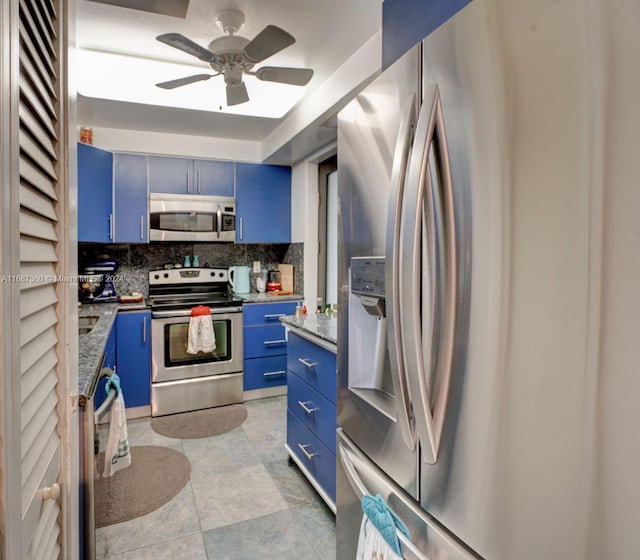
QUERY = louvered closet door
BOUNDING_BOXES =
[18,0,64,558]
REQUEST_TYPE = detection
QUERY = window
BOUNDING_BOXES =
[317,156,338,310]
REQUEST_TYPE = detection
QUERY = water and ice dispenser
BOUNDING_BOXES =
[348,257,396,418]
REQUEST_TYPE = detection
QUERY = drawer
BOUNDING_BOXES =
[243,301,298,326]
[244,324,288,358]
[287,332,336,403]
[287,410,336,503]
[244,356,287,390]
[288,372,337,454]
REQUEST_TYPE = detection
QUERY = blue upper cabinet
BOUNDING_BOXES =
[78,143,113,243]
[193,159,235,196]
[148,156,193,194]
[115,311,151,409]
[382,0,472,69]
[114,153,148,243]
[149,156,235,196]
[236,163,291,243]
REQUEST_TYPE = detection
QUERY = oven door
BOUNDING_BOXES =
[151,308,243,382]
[149,193,235,242]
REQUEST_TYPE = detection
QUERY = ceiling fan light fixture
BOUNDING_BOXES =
[215,9,245,35]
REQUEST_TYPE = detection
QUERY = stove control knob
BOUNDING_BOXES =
[163,273,169,279]
[219,272,224,277]
[210,271,215,277]
[153,274,160,280]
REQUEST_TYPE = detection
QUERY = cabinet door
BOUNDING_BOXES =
[193,159,235,196]
[115,311,151,408]
[78,143,113,242]
[236,163,291,243]
[114,153,148,243]
[382,0,471,69]
[148,155,193,194]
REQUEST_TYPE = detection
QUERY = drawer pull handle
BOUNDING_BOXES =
[298,358,318,369]
[263,370,286,378]
[297,400,318,414]
[264,339,287,346]
[298,443,317,460]
[263,313,285,320]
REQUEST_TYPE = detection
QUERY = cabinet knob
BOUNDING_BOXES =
[41,483,60,502]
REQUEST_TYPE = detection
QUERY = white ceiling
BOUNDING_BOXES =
[76,0,382,142]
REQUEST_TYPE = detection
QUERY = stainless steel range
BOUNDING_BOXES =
[149,267,243,416]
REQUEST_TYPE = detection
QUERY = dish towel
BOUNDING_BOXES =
[102,374,131,477]
[186,305,216,354]
[356,494,411,560]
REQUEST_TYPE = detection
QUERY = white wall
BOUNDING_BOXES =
[291,160,318,310]
[261,31,381,161]
[87,126,262,161]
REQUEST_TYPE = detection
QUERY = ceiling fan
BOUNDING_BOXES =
[155,9,314,107]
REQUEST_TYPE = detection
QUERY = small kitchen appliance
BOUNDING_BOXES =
[78,260,118,303]
[266,269,281,292]
[228,265,251,294]
[149,193,236,242]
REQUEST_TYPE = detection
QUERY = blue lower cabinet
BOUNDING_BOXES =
[287,410,336,503]
[243,301,298,326]
[242,301,298,393]
[287,332,337,403]
[285,329,337,509]
[244,355,288,390]
[244,324,289,358]
[287,372,337,454]
[115,311,151,408]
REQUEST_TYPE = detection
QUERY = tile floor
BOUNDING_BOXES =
[96,396,336,559]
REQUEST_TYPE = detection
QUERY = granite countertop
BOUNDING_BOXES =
[281,313,338,348]
[77,300,150,398]
[239,292,304,303]
[78,303,119,398]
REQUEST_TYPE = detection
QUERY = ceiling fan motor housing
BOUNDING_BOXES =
[207,35,255,78]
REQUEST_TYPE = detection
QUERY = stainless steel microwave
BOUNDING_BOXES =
[149,193,235,242]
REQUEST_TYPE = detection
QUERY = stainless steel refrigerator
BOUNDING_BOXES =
[336,0,640,558]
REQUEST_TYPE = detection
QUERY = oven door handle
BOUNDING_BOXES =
[151,307,243,319]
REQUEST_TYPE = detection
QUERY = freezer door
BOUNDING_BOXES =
[336,430,481,560]
[337,45,420,497]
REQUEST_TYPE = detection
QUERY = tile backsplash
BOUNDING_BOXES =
[79,242,304,296]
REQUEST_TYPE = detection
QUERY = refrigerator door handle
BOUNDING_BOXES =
[385,93,419,451]
[400,83,457,465]
[338,430,477,560]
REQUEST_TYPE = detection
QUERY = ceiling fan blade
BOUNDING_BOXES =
[156,33,215,62]
[255,67,313,86]
[156,74,215,89]
[226,82,249,106]
[243,25,295,63]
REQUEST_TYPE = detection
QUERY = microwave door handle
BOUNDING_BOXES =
[385,94,418,451]
[217,205,222,239]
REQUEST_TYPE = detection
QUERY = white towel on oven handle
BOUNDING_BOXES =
[187,314,216,354]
